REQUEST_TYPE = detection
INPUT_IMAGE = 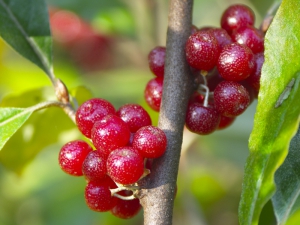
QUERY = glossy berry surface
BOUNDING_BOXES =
[82,150,107,181]
[221,4,255,34]
[85,178,117,212]
[116,104,152,133]
[214,81,250,117]
[132,125,167,158]
[210,28,232,51]
[246,52,264,92]
[217,43,254,81]
[59,140,93,176]
[231,26,264,53]
[185,30,219,71]
[144,77,163,112]
[76,98,116,138]
[185,103,220,135]
[110,190,141,219]
[91,114,130,157]
[218,115,236,130]
[148,46,166,77]
[107,147,144,185]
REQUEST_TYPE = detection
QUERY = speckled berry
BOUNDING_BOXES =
[82,150,107,181]
[144,77,163,112]
[148,46,166,77]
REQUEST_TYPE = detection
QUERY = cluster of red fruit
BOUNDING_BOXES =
[145,4,264,135]
[58,98,167,219]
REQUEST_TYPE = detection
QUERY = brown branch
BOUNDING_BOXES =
[137,0,194,224]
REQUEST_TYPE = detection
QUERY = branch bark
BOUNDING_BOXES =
[138,0,194,224]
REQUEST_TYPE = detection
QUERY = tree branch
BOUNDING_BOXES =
[138,0,194,224]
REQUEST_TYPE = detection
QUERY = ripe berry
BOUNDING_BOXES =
[76,98,116,138]
[217,43,254,81]
[144,77,163,112]
[85,177,117,212]
[132,125,167,158]
[218,115,236,130]
[246,52,264,92]
[214,81,250,117]
[107,147,144,185]
[116,104,152,133]
[231,26,264,53]
[59,140,93,176]
[91,114,131,157]
[221,4,255,34]
[82,150,107,181]
[148,46,166,77]
[191,24,199,35]
[110,190,141,219]
[185,30,219,71]
[210,28,232,51]
[185,103,220,135]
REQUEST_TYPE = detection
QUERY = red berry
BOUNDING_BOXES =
[148,46,166,77]
[221,4,255,34]
[218,115,236,130]
[185,30,219,71]
[82,150,107,181]
[246,52,264,92]
[58,140,93,176]
[132,125,167,158]
[214,81,250,117]
[210,28,232,51]
[231,26,264,53]
[110,190,141,219]
[217,43,254,81]
[191,24,199,35]
[116,104,152,133]
[91,114,131,157]
[76,98,116,138]
[144,77,163,112]
[185,103,220,135]
[107,147,144,185]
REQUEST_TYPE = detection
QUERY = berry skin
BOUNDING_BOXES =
[91,114,131,157]
[218,116,236,130]
[76,98,116,138]
[110,190,141,219]
[217,43,254,81]
[148,46,166,77]
[82,150,107,181]
[214,81,250,117]
[246,52,264,92]
[59,140,93,176]
[185,30,219,71]
[210,28,232,51]
[221,4,255,34]
[185,103,220,135]
[116,104,152,133]
[144,77,163,112]
[132,125,167,158]
[107,147,144,185]
[85,177,117,212]
[231,26,264,54]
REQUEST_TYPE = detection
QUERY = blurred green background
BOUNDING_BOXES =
[1,0,296,225]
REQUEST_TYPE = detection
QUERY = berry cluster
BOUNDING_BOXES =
[58,98,167,219]
[145,4,264,135]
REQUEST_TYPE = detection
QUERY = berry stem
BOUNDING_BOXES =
[113,193,137,201]
[199,84,209,107]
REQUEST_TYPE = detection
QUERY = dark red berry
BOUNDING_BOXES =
[107,147,144,185]
[82,150,107,181]
[221,4,255,34]
[214,81,250,117]
[91,114,131,157]
[246,52,264,92]
[210,28,232,51]
[185,103,220,135]
[189,92,205,104]
[148,46,166,77]
[110,190,141,219]
[76,98,116,138]
[132,125,167,158]
[85,177,117,212]
[206,69,225,91]
[231,26,264,54]
[116,104,152,133]
[59,140,93,176]
[191,24,199,35]
[144,77,163,112]
[218,115,236,130]
[217,43,254,81]
[185,30,219,71]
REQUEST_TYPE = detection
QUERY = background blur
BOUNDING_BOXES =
[0,0,295,225]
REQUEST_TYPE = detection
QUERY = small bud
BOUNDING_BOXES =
[55,78,69,103]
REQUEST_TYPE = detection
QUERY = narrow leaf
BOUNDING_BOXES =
[0,0,54,78]
[238,1,300,225]
[272,127,300,225]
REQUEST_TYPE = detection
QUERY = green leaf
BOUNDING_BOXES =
[0,0,54,78]
[238,1,300,225]
[272,127,300,225]
[0,107,33,151]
